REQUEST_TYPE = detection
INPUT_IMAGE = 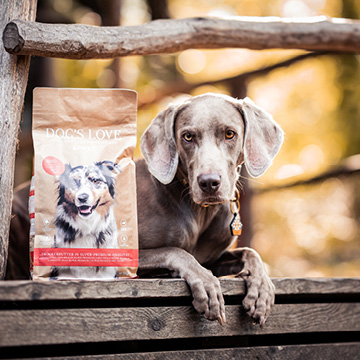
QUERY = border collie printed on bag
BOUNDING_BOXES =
[31,88,138,281]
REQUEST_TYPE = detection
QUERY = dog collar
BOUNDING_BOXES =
[230,189,243,236]
[176,166,188,186]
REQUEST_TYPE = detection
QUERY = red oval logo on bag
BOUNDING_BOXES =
[42,156,65,176]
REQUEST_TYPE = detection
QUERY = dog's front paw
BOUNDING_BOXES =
[236,250,275,326]
[186,267,226,325]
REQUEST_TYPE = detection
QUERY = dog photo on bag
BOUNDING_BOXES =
[51,161,122,279]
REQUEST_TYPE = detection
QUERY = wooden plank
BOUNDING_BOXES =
[0,279,194,301]
[1,278,359,301]
[21,343,360,360]
[272,277,360,296]
[1,303,359,347]
[0,1,37,280]
[3,16,360,60]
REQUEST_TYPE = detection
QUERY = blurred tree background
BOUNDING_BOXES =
[16,0,360,277]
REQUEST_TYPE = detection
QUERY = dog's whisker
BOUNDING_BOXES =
[238,174,264,186]
[179,187,191,205]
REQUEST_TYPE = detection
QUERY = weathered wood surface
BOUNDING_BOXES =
[1,278,359,356]
[3,16,360,59]
[1,277,360,301]
[0,0,37,280]
[23,343,360,360]
[1,303,359,347]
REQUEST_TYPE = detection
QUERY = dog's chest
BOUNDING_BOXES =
[67,233,101,248]
[55,208,118,249]
[177,205,235,263]
[177,206,221,251]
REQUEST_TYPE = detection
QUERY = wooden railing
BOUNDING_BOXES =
[0,278,359,358]
[4,16,360,59]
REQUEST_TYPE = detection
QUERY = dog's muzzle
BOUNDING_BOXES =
[77,198,100,217]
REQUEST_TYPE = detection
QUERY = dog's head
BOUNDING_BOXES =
[141,93,284,206]
[57,161,121,219]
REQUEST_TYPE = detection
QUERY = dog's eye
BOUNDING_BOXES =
[183,133,193,142]
[225,130,235,140]
[90,178,101,184]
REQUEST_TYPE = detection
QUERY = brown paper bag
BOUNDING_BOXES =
[30,88,138,280]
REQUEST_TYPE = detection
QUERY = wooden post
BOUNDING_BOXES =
[0,0,37,280]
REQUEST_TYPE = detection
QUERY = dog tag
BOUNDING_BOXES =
[230,212,243,236]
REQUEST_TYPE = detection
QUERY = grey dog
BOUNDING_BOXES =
[137,93,283,326]
[7,93,283,326]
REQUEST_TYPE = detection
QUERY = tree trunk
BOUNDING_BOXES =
[0,0,37,279]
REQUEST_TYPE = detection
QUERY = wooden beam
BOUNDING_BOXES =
[1,303,360,346]
[0,0,37,280]
[0,278,359,301]
[13,344,360,360]
[3,16,360,59]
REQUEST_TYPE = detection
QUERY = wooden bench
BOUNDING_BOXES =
[1,277,359,359]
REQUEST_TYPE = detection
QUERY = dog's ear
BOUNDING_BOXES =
[96,161,122,177]
[96,161,121,199]
[57,164,72,204]
[237,97,284,178]
[140,104,179,185]
[56,163,71,180]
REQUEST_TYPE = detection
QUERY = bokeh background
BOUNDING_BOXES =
[17,0,360,278]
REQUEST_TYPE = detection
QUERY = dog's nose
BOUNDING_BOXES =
[77,193,89,203]
[197,173,221,194]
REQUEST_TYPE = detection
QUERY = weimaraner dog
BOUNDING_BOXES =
[7,93,283,326]
[138,93,283,326]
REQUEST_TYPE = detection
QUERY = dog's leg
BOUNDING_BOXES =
[209,247,275,326]
[139,248,226,324]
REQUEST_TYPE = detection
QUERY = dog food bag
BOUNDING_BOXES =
[31,88,138,281]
